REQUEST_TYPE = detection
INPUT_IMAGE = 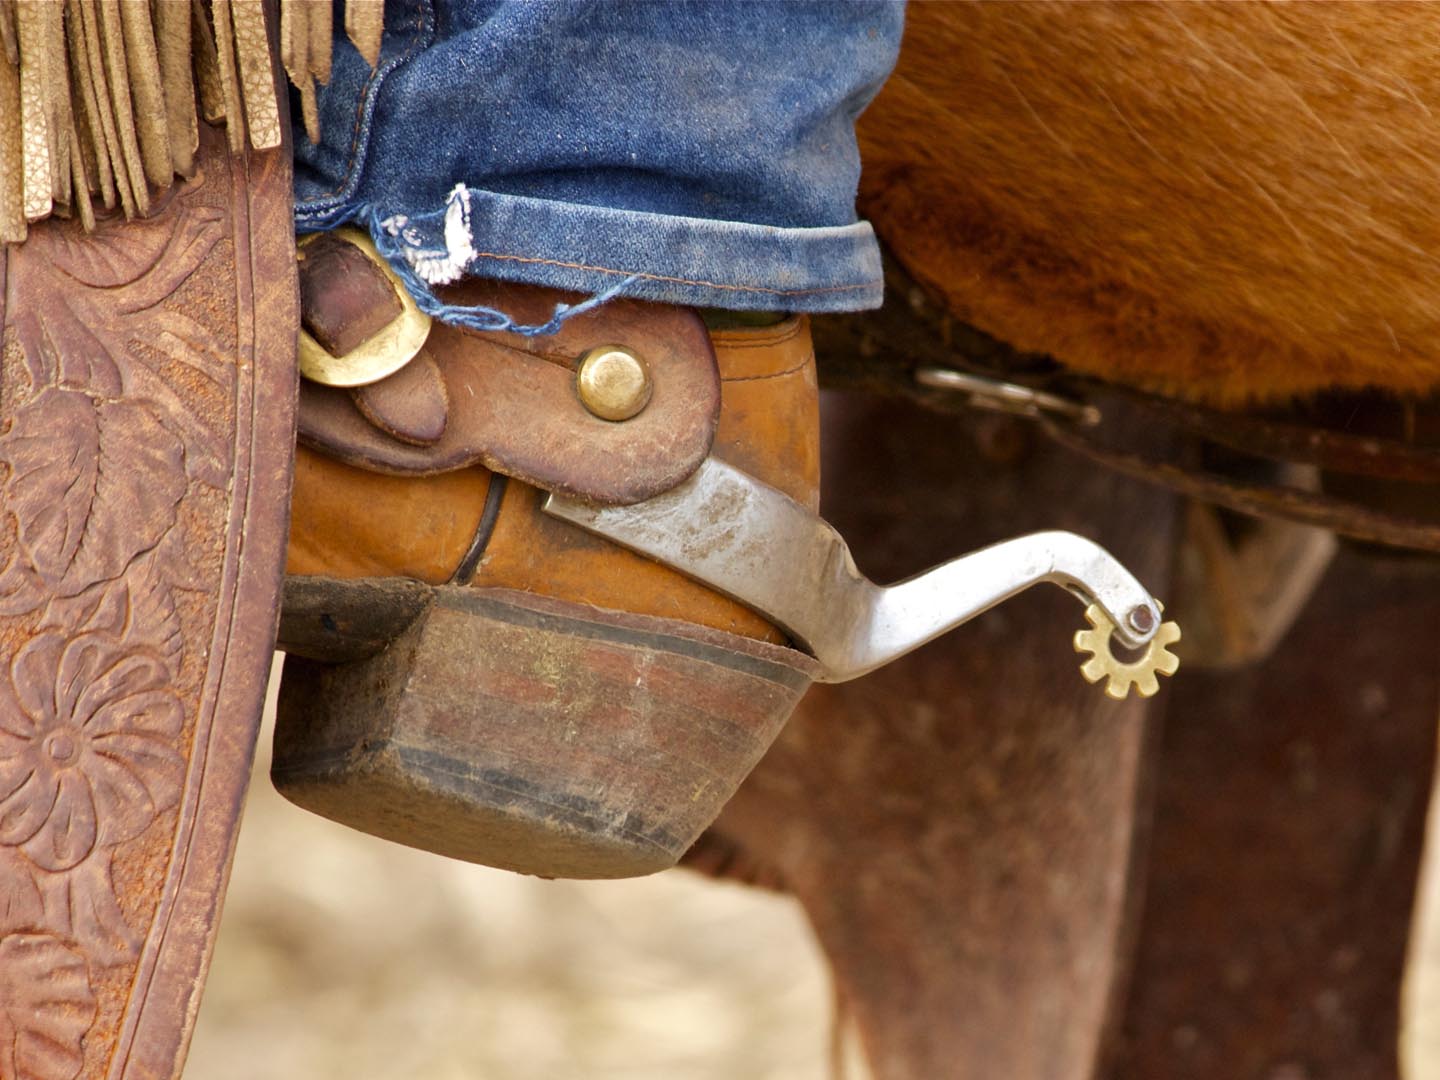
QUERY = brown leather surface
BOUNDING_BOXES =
[286,456,493,582]
[297,282,722,505]
[287,315,819,646]
[350,348,450,446]
[298,230,402,356]
[0,122,296,1080]
[706,317,821,511]
[470,316,818,643]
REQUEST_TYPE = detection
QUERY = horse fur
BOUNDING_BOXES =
[858,2,1440,406]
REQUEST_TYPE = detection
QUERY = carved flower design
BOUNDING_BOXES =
[0,630,184,872]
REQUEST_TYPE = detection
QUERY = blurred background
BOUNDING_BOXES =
[186,658,860,1080]
[185,657,1440,1080]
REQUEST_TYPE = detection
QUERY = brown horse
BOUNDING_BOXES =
[690,5,1440,1078]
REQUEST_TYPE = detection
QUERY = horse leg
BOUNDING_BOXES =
[1108,549,1439,1080]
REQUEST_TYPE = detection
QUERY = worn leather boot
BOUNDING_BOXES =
[276,230,822,878]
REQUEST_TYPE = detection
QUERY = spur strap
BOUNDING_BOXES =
[0,122,295,1080]
[294,230,724,507]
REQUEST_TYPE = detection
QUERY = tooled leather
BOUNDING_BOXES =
[0,122,297,1080]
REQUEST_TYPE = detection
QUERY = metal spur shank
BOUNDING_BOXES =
[544,457,1180,698]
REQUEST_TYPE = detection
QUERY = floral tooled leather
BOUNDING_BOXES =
[0,122,296,1079]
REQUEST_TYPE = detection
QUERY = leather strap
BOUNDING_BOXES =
[1101,389,1440,483]
[1037,399,1440,553]
[811,257,1440,553]
[298,277,723,506]
[993,380,1440,553]
[299,231,403,356]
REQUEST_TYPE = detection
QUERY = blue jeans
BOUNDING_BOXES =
[294,0,903,327]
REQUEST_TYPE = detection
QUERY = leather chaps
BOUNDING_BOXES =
[0,122,296,1080]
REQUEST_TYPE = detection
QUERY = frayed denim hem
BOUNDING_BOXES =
[296,183,885,335]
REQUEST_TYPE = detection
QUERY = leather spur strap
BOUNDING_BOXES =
[0,124,295,1079]
[297,273,722,506]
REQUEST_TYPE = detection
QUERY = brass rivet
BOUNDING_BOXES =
[576,346,653,421]
[1127,604,1157,635]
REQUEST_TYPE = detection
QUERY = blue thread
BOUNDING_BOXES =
[337,203,641,338]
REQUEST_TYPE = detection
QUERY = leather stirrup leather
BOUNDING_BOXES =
[0,121,297,1079]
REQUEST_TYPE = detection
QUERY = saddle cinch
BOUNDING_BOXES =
[0,6,1187,1076]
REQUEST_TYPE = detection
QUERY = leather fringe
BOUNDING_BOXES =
[0,0,383,243]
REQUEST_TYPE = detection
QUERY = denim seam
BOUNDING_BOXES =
[467,251,873,297]
[301,0,435,211]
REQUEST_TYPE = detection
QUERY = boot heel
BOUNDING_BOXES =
[272,585,817,878]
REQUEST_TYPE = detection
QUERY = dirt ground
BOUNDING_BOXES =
[186,658,860,1080]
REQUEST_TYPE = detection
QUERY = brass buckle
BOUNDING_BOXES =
[297,226,433,387]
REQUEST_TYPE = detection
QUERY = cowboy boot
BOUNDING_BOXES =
[275,228,1182,884]
[276,229,822,879]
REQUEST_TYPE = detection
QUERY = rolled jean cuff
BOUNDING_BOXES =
[297,184,885,314]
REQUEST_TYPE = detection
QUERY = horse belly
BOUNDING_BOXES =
[860,2,1440,404]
